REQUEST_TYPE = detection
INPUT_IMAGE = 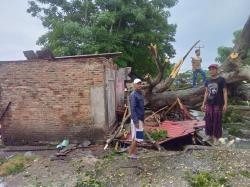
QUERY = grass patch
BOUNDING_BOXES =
[228,127,243,137]
[0,155,36,176]
[225,171,236,178]
[102,150,124,161]
[0,157,6,165]
[185,171,229,187]
[75,178,104,187]
[75,171,104,187]
[240,170,250,178]
[102,153,115,161]
[222,108,244,124]
[147,129,167,141]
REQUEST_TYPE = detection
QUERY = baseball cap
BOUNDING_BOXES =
[208,64,218,69]
[133,78,142,84]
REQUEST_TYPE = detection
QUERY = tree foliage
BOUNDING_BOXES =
[215,46,233,64]
[215,29,250,66]
[27,0,178,76]
[215,30,241,64]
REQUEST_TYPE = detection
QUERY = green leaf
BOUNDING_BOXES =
[27,0,178,76]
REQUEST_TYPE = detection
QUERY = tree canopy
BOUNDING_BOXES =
[216,29,250,67]
[215,30,241,64]
[27,0,178,76]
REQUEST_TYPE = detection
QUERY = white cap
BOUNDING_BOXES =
[133,78,142,84]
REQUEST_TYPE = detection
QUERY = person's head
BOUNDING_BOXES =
[195,49,200,56]
[133,78,142,90]
[208,64,218,77]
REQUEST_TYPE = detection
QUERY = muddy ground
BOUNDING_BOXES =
[0,145,250,187]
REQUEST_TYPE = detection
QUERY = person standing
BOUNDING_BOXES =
[128,78,144,159]
[201,64,228,145]
[191,49,206,87]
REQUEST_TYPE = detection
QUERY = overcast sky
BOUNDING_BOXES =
[169,0,250,72]
[0,0,250,72]
[0,0,45,61]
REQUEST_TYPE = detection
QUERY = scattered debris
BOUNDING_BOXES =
[55,144,77,157]
[56,139,69,149]
[23,49,55,60]
[24,151,34,157]
[80,140,91,148]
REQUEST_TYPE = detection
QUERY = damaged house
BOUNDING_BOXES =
[0,51,130,145]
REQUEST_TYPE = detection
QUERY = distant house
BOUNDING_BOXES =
[0,52,130,145]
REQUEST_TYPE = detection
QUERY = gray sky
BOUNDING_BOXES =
[169,0,250,72]
[0,0,44,61]
[0,0,250,72]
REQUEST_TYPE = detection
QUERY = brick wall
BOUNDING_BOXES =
[0,57,109,145]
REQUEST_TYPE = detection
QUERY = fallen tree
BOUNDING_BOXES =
[144,16,250,110]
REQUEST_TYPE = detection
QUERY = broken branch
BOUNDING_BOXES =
[156,40,200,93]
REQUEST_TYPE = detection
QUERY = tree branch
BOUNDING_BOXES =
[145,44,168,91]
[155,40,200,93]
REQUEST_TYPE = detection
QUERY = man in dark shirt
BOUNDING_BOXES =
[201,64,228,145]
[128,78,144,159]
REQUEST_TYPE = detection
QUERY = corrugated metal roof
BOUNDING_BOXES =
[153,120,204,138]
[125,120,205,144]
[55,52,122,60]
[0,52,122,63]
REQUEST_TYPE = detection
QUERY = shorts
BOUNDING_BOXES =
[131,120,144,142]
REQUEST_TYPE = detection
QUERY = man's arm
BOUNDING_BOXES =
[201,87,208,112]
[130,94,139,126]
[223,88,228,112]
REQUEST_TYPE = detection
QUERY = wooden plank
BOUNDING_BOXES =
[105,67,116,126]
[195,130,214,147]
[55,144,77,156]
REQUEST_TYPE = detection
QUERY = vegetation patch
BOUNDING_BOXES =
[75,171,104,187]
[0,155,36,176]
[222,108,244,124]
[225,171,237,178]
[185,171,229,187]
[101,150,119,161]
[240,170,250,178]
[0,157,6,165]
[147,129,167,141]
[75,178,104,187]
[228,127,243,137]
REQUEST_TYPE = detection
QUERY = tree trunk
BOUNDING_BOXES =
[146,86,205,110]
[236,83,250,100]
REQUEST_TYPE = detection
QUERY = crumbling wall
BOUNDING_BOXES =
[0,57,108,145]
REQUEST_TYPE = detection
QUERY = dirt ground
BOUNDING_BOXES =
[0,145,250,187]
